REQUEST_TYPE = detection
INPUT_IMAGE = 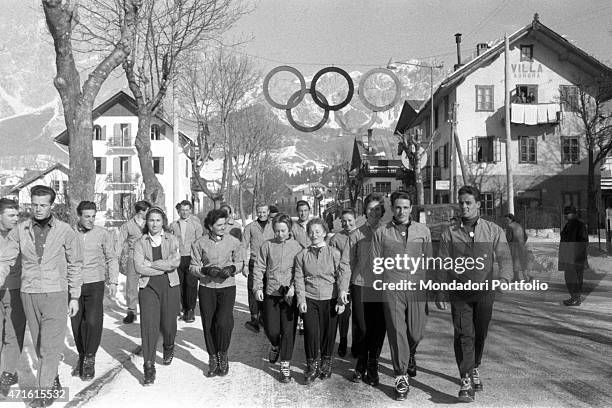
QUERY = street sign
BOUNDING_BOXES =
[435,180,450,190]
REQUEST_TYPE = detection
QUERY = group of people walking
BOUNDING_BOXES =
[0,182,591,406]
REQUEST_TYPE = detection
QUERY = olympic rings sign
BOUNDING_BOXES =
[263,65,402,132]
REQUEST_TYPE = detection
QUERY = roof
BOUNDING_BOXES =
[54,90,192,146]
[9,163,69,193]
[394,100,420,134]
[411,15,612,126]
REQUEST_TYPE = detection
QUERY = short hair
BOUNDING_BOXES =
[458,185,480,202]
[306,218,327,235]
[272,213,293,230]
[142,207,169,234]
[219,203,233,215]
[0,198,18,215]
[564,205,577,215]
[135,200,151,213]
[76,201,97,216]
[269,205,279,214]
[175,200,192,211]
[204,209,228,231]
[341,208,357,219]
[255,203,269,211]
[31,185,56,204]
[390,190,412,207]
[363,193,386,217]
[296,200,310,211]
[505,213,515,221]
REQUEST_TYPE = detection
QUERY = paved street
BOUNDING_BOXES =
[3,240,612,408]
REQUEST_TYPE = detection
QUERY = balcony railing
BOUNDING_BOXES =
[106,137,135,148]
[422,166,441,187]
[106,173,138,190]
[361,166,400,178]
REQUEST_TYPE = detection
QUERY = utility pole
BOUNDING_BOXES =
[504,33,515,213]
[172,80,180,213]
[449,103,456,203]
[429,67,435,205]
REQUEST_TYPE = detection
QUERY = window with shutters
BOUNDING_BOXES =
[520,45,533,62]
[434,149,439,167]
[374,182,391,193]
[467,136,501,163]
[519,136,537,163]
[120,123,130,146]
[153,157,164,174]
[93,125,103,140]
[475,85,494,111]
[481,192,495,217]
[561,137,579,163]
[150,124,161,140]
[560,85,580,112]
[52,180,60,192]
[562,191,580,209]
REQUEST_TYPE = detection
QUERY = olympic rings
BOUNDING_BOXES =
[358,68,402,112]
[263,66,307,110]
[285,89,330,133]
[310,67,354,111]
[335,111,378,134]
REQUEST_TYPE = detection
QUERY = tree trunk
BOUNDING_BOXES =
[587,154,597,233]
[415,166,423,205]
[224,123,234,205]
[238,184,246,227]
[134,112,165,209]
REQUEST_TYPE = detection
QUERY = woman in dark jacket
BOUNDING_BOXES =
[190,209,245,377]
[134,207,181,386]
[253,213,302,382]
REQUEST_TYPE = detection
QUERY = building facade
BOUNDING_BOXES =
[54,91,193,226]
[404,16,612,227]
[7,163,69,206]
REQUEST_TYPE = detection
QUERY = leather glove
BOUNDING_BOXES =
[220,265,236,279]
[203,266,222,278]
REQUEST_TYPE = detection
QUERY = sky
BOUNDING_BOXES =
[226,0,612,75]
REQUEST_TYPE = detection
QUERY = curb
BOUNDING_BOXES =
[65,346,142,408]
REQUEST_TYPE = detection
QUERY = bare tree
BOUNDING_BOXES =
[396,129,434,205]
[564,81,612,231]
[42,0,140,219]
[229,104,280,224]
[121,0,244,208]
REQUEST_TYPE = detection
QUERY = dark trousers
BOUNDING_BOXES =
[450,291,495,377]
[350,285,366,358]
[199,285,236,355]
[337,301,351,341]
[363,288,386,360]
[564,266,585,298]
[263,295,297,361]
[70,281,105,356]
[302,298,339,359]
[177,256,198,311]
[0,289,26,374]
[247,259,263,319]
[139,275,180,362]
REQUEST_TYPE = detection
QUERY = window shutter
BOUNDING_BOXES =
[127,123,132,141]
[113,157,120,177]
[101,125,106,141]
[100,193,107,211]
[159,157,165,174]
[101,157,106,174]
[467,138,476,163]
[493,137,502,162]
[160,125,166,138]
[113,123,120,140]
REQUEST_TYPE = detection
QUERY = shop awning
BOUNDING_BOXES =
[511,103,560,125]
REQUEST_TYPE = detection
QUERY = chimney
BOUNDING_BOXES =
[454,33,463,71]
[367,128,373,152]
[476,43,490,56]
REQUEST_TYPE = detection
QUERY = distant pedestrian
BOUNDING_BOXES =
[190,209,245,377]
[504,214,528,282]
[134,207,181,386]
[117,200,151,324]
[294,218,350,383]
[291,200,312,249]
[0,198,26,397]
[169,200,203,323]
[325,210,334,232]
[71,201,119,382]
[0,186,82,408]
[220,204,243,241]
[558,206,589,306]
[253,214,302,383]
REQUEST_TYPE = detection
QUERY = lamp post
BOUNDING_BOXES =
[388,60,443,204]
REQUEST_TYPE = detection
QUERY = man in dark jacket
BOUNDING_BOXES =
[558,206,588,306]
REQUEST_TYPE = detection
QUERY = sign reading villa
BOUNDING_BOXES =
[512,62,544,78]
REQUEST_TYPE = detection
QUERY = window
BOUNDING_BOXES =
[93,125,103,140]
[374,182,391,193]
[513,85,538,104]
[481,192,495,217]
[119,123,130,146]
[475,85,494,111]
[52,180,60,192]
[519,136,537,163]
[434,107,439,129]
[152,157,164,174]
[560,85,580,112]
[94,157,106,174]
[562,137,579,163]
[520,45,533,62]
[443,143,449,168]
[467,136,502,163]
[562,192,580,209]
[434,149,439,167]
[150,124,161,140]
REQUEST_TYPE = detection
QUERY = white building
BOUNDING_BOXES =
[54,91,193,227]
[8,163,69,206]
